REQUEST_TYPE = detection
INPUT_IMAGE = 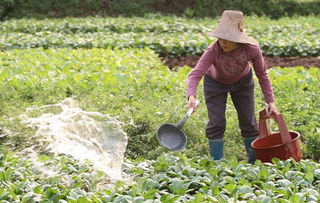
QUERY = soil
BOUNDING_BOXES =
[163,55,320,69]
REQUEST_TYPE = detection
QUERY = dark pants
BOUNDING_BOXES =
[204,71,258,140]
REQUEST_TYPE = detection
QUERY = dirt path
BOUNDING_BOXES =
[163,56,320,69]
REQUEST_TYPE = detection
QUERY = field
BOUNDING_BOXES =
[0,15,320,202]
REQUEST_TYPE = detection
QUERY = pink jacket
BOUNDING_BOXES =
[187,41,275,103]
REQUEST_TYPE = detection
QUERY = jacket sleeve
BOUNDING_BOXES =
[250,45,275,103]
[187,44,215,98]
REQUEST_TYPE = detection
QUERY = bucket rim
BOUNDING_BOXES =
[252,131,301,150]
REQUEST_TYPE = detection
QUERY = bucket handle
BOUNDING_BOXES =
[176,100,200,129]
[259,109,292,144]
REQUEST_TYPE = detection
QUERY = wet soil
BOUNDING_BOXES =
[163,55,320,69]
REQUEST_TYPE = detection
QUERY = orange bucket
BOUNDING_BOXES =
[252,109,302,163]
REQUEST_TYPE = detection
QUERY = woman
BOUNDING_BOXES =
[187,10,277,163]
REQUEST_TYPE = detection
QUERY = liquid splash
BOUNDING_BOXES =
[22,98,127,179]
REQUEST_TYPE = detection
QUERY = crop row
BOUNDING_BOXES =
[1,28,319,57]
[0,153,111,202]
[0,16,212,34]
[2,16,319,35]
[0,32,209,58]
[115,154,320,202]
[1,152,320,202]
[1,16,319,57]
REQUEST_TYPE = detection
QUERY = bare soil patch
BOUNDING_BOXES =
[163,55,320,69]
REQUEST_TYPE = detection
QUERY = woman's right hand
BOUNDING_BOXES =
[188,95,198,113]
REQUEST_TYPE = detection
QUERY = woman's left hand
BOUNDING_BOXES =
[267,102,277,115]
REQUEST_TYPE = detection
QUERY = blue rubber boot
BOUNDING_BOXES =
[244,136,258,164]
[209,139,223,160]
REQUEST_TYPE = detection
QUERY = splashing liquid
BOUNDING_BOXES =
[23,98,127,179]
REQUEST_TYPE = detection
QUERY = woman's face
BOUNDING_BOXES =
[218,39,238,52]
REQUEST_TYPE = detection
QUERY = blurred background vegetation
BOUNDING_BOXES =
[1,0,320,20]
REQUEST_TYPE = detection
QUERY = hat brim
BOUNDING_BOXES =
[206,26,259,46]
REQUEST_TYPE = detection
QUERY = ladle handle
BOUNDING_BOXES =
[176,100,200,129]
[259,109,292,144]
[186,100,200,117]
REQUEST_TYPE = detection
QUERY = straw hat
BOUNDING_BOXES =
[207,10,258,45]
